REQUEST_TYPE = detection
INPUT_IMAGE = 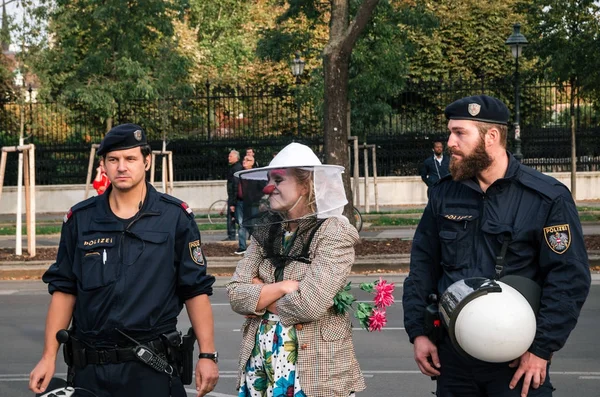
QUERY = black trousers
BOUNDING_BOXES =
[227,207,236,240]
[73,361,186,397]
[436,339,554,397]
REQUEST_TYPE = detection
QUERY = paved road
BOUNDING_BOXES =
[1,279,599,397]
[4,224,600,249]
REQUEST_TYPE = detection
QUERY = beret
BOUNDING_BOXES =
[445,95,510,125]
[97,123,147,155]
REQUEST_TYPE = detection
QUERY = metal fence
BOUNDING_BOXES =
[0,78,598,186]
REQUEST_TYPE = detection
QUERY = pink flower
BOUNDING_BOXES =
[368,308,387,332]
[374,277,395,308]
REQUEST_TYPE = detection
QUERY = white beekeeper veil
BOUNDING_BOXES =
[235,142,348,221]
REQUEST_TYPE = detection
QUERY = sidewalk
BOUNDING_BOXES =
[2,224,600,279]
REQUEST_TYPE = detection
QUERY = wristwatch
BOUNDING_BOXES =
[198,352,219,364]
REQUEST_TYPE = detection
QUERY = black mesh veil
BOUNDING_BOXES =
[251,213,325,281]
[234,142,349,281]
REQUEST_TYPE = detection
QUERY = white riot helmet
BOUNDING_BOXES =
[439,278,537,363]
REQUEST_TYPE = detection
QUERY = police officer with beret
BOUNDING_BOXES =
[29,124,219,397]
[403,95,591,396]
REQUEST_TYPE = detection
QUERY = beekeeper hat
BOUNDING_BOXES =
[235,142,347,219]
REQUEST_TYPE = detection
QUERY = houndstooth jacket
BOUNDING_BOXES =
[226,216,366,397]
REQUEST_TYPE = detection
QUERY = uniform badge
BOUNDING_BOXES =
[133,129,142,141]
[544,224,571,254]
[468,103,481,116]
[189,240,204,265]
[181,202,193,215]
[63,208,73,223]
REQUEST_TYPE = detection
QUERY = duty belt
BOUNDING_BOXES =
[59,328,196,385]
[74,339,166,366]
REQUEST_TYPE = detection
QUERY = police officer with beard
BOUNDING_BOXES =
[29,124,219,397]
[402,95,591,397]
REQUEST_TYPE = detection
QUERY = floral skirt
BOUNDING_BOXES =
[238,312,356,397]
[238,312,305,397]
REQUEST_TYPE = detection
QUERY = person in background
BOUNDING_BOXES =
[420,139,450,197]
[245,147,259,168]
[227,142,365,397]
[233,155,257,255]
[237,155,266,244]
[227,150,243,242]
[92,158,110,195]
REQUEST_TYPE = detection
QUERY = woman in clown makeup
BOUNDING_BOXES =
[226,143,365,397]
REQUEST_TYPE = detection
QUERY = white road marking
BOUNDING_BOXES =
[4,370,600,384]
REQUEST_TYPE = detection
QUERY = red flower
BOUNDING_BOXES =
[368,308,387,332]
[374,277,395,308]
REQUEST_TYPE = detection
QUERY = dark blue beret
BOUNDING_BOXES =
[445,95,510,125]
[97,123,147,155]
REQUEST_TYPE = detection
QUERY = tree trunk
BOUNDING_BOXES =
[322,0,380,222]
[323,49,353,220]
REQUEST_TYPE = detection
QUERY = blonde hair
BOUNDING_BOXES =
[288,168,316,214]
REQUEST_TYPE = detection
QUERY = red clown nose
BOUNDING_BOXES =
[263,184,275,195]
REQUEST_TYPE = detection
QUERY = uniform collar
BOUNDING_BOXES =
[504,151,521,179]
[97,182,161,219]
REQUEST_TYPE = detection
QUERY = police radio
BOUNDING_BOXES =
[116,329,174,376]
[134,346,173,375]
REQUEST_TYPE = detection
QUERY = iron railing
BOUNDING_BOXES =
[0,78,598,185]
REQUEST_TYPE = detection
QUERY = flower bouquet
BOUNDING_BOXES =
[332,277,395,332]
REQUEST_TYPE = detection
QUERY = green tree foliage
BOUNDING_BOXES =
[519,0,600,197]
[519,0,600,92]
[349,1,435,131]
[406,0,526,81]
[0,54,15,101]
[187,0,294,85]
[256,0,435,131]
[188,0,253,82]
[25,0,193,122]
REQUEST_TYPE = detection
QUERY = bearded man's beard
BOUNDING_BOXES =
[449,137,492,181]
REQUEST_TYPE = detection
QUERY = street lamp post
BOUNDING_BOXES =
[290,51,305,136]
[505,23,528,162]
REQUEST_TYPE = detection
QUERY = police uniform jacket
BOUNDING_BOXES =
[43,183,215,346]
[226,217,366,397]
[421,154,450,187]
[403,152,591,360]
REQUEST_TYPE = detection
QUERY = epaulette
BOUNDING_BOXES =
[160,194,194,218]
[63,197,96,223]
[517,165,569,201]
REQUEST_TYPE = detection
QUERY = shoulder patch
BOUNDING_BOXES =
[63,208,73,223]
[64,197,96,223]
[189,240,204,266]
[160,194,194,217]
[181,201,193,216]
[544,224,571,254]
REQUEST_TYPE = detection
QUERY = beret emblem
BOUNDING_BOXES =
[134,130,142,141]
[468,103,481,116]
